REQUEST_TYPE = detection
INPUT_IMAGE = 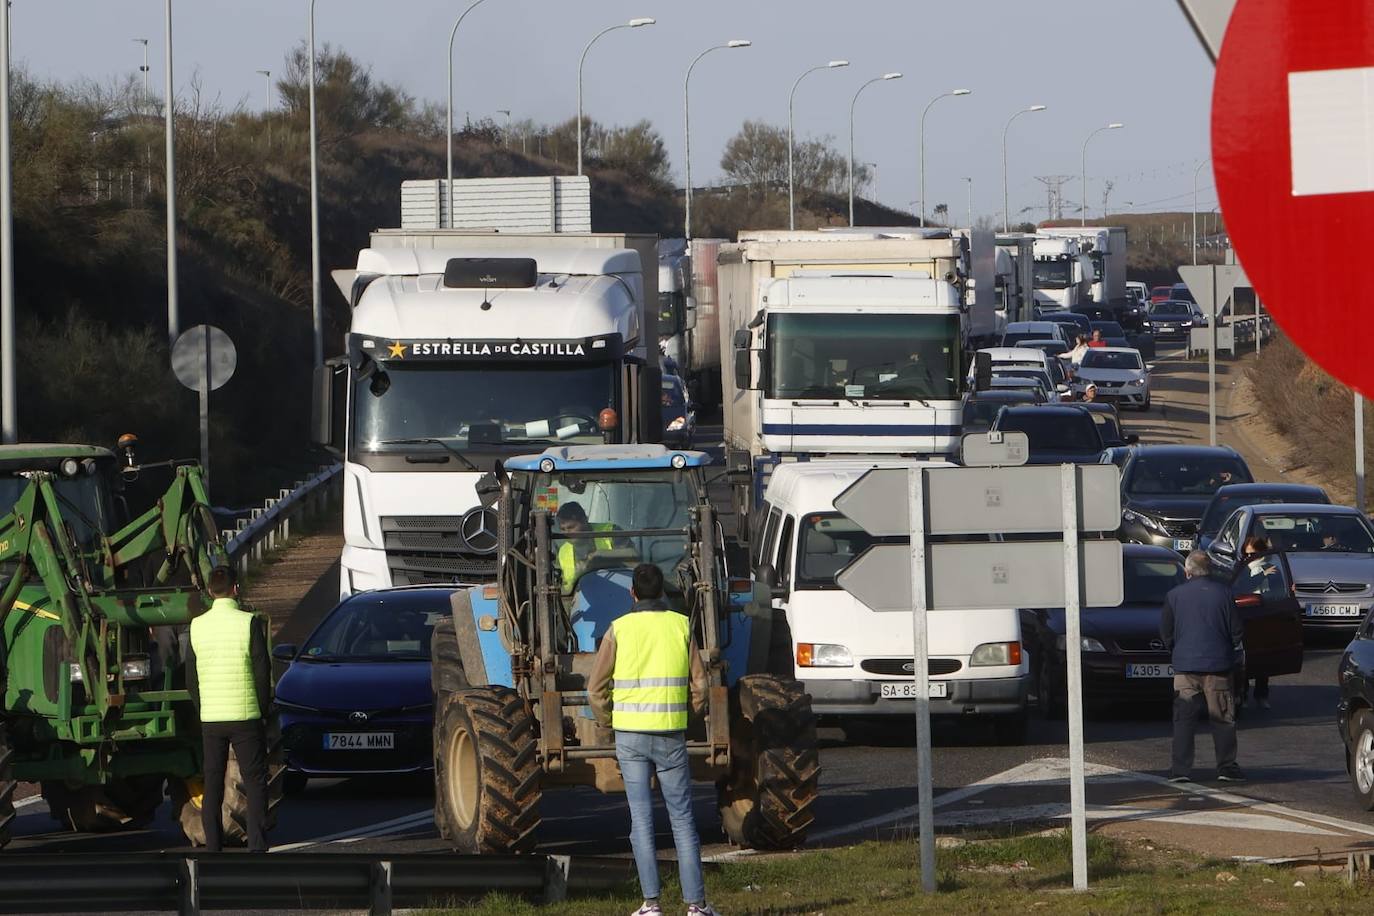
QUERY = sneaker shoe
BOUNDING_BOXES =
[686,905,721,916]
[1167,774,1191,783]
[1217,768,1247,783]
[631,903,663,916]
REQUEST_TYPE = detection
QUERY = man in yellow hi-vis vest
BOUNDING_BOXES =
[589,564,715,916]
[186,565,271,852]
[555,502,618,593]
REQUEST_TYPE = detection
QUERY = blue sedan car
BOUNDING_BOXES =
[273,586,455,792]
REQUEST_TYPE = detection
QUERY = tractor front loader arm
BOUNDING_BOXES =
[107,464,228,590]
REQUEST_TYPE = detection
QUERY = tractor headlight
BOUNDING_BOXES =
[69,662,83,683]
[539,457,556,473]
[121,655,151,680]
[60,458,81,477]
[670,453,688,469]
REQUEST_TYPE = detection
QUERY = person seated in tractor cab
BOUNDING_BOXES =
[555,501,634,594]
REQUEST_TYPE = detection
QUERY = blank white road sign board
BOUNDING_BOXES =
[833,464,1122,537]
[837,539,1124,612]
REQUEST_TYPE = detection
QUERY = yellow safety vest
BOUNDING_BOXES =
[189,598,261,723]
[610,611,691,732]
[558,523,615,592]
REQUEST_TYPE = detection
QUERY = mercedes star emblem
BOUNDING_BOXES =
[460,507,499,554]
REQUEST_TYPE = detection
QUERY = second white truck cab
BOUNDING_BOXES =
[1032,235,1095,309]
[756,460,1030,743]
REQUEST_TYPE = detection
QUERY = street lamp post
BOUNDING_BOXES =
[446,0,492,230]
[133,38,150,113]
[0,0,13,441]
[918,89,970,228]
[1192,157,1211,265]
[1001,104,1045,232]
[848,72,901,227]
[684,40,751,239]
[256,69,271,145]
[787,59,848,230]
[578,18,654,176]
[865,162,879,205]
[963,177,973,231]
[164,0,179,348]
[307,0,323,367]
[1080,122,1124,227]
[495,109,511,146]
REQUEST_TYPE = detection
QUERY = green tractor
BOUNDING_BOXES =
[430,444,819,854]
[0,441,282,849]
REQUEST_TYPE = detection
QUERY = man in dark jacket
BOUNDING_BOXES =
[1161,550,1246,783]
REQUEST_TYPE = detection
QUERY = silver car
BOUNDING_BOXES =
[1073,347,1151,410]
[1207,503,1374,630]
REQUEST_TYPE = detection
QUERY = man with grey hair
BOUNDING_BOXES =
[1160,550,1246,783]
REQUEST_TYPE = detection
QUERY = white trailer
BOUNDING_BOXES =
[716,230,971,539]
[315,225,661,596]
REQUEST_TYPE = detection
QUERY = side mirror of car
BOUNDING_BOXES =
[272,643,298,662]
[1145,364,1155,373]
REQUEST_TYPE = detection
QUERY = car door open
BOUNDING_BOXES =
[1231,551,1304,678]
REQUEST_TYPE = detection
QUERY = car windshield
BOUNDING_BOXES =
[796,513,899,589]
[1090,412,1124,443]
[1081,351,1142,371]
[963,398,1023,428]
[1172,286,1196,302]
[1199,492,1326,538]
[767,313,961,401]
[1033,260,1072,288]
[1153,302,1191,316]
[301,592,448,661]
[994,411,1102,452]
[1120,557,1186,605]
[1256,513,1374,553]
[352,361,616,453]
[539,471,697,589]
[1125,454,1252,496]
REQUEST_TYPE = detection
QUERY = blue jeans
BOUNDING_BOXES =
[615,730,706,905]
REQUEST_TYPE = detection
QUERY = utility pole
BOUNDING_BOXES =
[963,177,973,231]
[0,0,14,441]
[256,69,272,146]
[164,0,179,346]
[133,38,150,113]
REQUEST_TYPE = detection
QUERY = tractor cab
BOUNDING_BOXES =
[0,445,119,548]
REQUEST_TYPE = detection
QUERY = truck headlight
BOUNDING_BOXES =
[796,643,853,667]
[1056,635,1108,653]
[970,641,1023,667]
[121,656,151,680]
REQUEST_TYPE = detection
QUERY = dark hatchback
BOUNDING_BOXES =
[1196,482,1331,551]
[1078,402,1138,448]
[273,586,454,791]
[991,404,1104,465]
[1338,616,1374,808]
[961,389,1039,433]
[1117,445,1253,553]
[1027,544,1304,716]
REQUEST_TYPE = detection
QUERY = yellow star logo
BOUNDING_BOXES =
[387,341,406,359]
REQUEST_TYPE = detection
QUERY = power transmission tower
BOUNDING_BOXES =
[1034,175,1073,222]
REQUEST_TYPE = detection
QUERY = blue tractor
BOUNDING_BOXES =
[429,444,818,853]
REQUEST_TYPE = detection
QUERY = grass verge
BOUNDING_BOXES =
[427,831,1374,915]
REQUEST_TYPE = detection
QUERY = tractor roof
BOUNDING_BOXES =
[0,444,115,474]
[505,444,711,472]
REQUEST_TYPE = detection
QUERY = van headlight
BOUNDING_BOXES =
[970,641,1023,667]
[796,643,852,667]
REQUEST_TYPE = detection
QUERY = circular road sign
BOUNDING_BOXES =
[171,324,237,393]
[1213,0,1374,393]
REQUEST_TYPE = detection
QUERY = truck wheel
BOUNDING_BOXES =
[0,723,15,850]
[717,675,820,849]
[1350,710,1374,810]
[42,776,165,832]
[174,713,286,846]
[431,608,468,699]
[433,687,541,853]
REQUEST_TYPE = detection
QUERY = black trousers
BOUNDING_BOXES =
[201,719,268,852]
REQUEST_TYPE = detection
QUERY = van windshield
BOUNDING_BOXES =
[796,513,900,589]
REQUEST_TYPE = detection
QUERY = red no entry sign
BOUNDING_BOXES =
[1213,0,1374,392]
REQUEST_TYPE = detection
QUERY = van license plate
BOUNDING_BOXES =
[880,682,948,699]
[1306,604,1362,618]
[1125,664,1175,678]
[324,732,394,750]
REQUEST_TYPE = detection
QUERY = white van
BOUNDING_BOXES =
[755,460,1030,743]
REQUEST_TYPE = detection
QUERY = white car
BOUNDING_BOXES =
[1073,347,1151,410]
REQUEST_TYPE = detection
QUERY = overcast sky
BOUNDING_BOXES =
[13,0,1218,222]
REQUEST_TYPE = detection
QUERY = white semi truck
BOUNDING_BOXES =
[717,229,973,539]
[1039,226,1128,306]
[1031,235,1095,310]
[657,238,725,407]
[315,224,661,595]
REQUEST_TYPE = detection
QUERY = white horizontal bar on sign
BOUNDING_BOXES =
[1288,66,1374,196]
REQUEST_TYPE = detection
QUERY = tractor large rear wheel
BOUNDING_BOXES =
[42,776,166,833]
[717,675,820,849]
[431,608,468,700]
[0,723,15,850]
[175,713,286,847]
[433,687,541,853]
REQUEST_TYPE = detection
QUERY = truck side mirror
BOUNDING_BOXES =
[974,351,993,392]
[311,358,347,452]
[734,348,754,391]
[733,328,751,350]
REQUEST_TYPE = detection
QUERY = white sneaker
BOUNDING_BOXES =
[631,903,662,916]
[686,905,721,916]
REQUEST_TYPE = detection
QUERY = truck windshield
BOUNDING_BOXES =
[353,363,616,453]
[766,313,960,401]
[1033,260,1072,288]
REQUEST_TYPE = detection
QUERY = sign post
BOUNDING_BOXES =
[1179,263,1251,447]
[834,436,1122,893]
[171,325,237,486]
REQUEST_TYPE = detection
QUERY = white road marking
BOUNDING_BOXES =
[270,809,432,853]
[938,801,1342,836]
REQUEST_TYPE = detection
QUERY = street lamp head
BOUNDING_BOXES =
[952,88,972,96]
[1108,122,1124,129]
[727,39,752,48]
[628,17,655,27]
[828,60,850,68]
[256,69,271,77]
[1029,104,1047,112]
[882,72,903,80]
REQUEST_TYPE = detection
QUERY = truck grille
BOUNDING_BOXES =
[860,658,962,676]
[381,515,496,585]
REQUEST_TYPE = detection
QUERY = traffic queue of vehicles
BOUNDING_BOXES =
[293,185,1374,829]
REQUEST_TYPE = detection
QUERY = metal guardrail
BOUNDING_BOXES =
[224,463,341,574]
[0,851,632,914]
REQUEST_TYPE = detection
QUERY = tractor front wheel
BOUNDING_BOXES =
[175,713,286,847]
[42,776,166,833]
[0,723,14,849]
[717,675,820,849]
[433,687,541,853]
